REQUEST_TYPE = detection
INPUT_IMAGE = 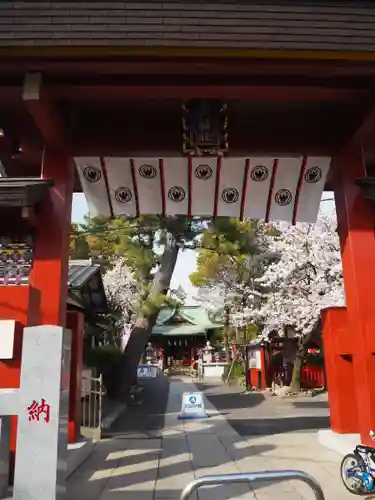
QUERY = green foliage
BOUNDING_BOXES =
[69,222,90,259]
[190,218,267,290]
[222,360,245,385]
[84,345,123,399]
[70,215,156,278]
[71,214,206,279]
[211,327,224,343]
[74,214,208,395]
[138,292,170,317]
[245,323,259,342]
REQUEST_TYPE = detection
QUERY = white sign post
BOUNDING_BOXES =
[0,324,71,500]
[137,364,157,379]
[248,349,262,369]
[178,392,208,420]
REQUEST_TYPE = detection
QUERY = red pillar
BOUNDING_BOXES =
[322,307,358,433]
[66,310,84,443]
[0,288,36,464]
[3,149,74,480]
[260,346,267,389]
[29,148,74,326]
[334,145,375,445]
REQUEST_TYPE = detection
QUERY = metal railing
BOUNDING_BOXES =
[180,470,325,500]
[80,372,103,441]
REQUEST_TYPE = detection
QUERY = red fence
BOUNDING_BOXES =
[301,364,325,389]
[267,363,325,389]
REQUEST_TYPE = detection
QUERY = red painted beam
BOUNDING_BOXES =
[332,87,375,156]
[22,73,69,151]
[0,58,368,78]
[71,130,335,158]
[350,102,375,148]
[0,87,22,102]
[1,58,375,81]
[46,84,363,102]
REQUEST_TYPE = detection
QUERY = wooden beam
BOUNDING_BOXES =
[0,58,369,78]
[46,84,363,103]
[4,46,375,63]
[351,104,375,148]
[23,73,68,150]
[0,87,22,102]
[71,127,337,157]
[328,94,375,164]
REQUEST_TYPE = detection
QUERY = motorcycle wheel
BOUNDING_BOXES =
[340,454,369,495]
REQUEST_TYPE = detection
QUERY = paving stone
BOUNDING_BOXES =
[187,434,232,467]
[155,471,195,498]
[68,377,355,500]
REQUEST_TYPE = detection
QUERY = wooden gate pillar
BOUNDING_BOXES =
[322,307,358,433]
[1,148,74,481]
[29,148,74,326]
[66,310,84,443]
[334,144,375,446]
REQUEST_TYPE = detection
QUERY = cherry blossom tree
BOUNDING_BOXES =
[191,219,277,339]
[103,257,140,348]
[251,214,344,331]
[246,213,345,391]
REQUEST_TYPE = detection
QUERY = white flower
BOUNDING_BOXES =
[247,212,345,338]
[103,257,140,326]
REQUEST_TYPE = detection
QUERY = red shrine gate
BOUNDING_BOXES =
[0,0,374,455]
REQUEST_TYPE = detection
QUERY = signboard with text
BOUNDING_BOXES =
[178,392,207,420]
[137,364,157,379]
[0,325,71,500]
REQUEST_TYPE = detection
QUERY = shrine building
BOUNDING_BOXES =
[0,0,375,454]
[151,305,223,367]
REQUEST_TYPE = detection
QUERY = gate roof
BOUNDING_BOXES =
[1,1,375,55]
[0,1,375,217]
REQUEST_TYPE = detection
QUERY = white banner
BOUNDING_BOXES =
[76,156,330,223]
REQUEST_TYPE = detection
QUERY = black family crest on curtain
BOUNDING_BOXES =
[182,100,228,155]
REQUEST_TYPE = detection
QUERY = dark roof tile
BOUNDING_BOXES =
[1,1,375,51]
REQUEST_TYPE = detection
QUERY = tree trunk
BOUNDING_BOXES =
[223,303,230,363]
[290,320,322,393]
[290,353,303,393]
[119,240,179,396]
[224,328,230,363]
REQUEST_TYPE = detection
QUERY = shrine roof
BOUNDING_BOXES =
[1,1,375,54]
[152,305,223,336]
[67,259,108,315]
[68,259,99,288]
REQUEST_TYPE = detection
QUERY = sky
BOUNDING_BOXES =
[72,191,336,303]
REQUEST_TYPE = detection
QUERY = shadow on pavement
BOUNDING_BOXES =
[69,428,276,499]
[291,401,329,410]
[195,381,330,436]
[197,391,265,410]
[68,376,330,500]
[194,381,266,411]
[104,376,170,437]
[230,415,330,436]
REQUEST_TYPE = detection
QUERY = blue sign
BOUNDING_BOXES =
[137,365,157,379]
[178,392,208,420]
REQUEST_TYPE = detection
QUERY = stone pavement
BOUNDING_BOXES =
[68,377,355,500]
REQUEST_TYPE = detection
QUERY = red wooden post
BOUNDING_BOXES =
[260,346,267,389]
[66,310,84,443]
[322,307,357,432]
[29,148,74,326]
[0,288,32,464]
[334,145,375,445]
[0,147,74,481]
